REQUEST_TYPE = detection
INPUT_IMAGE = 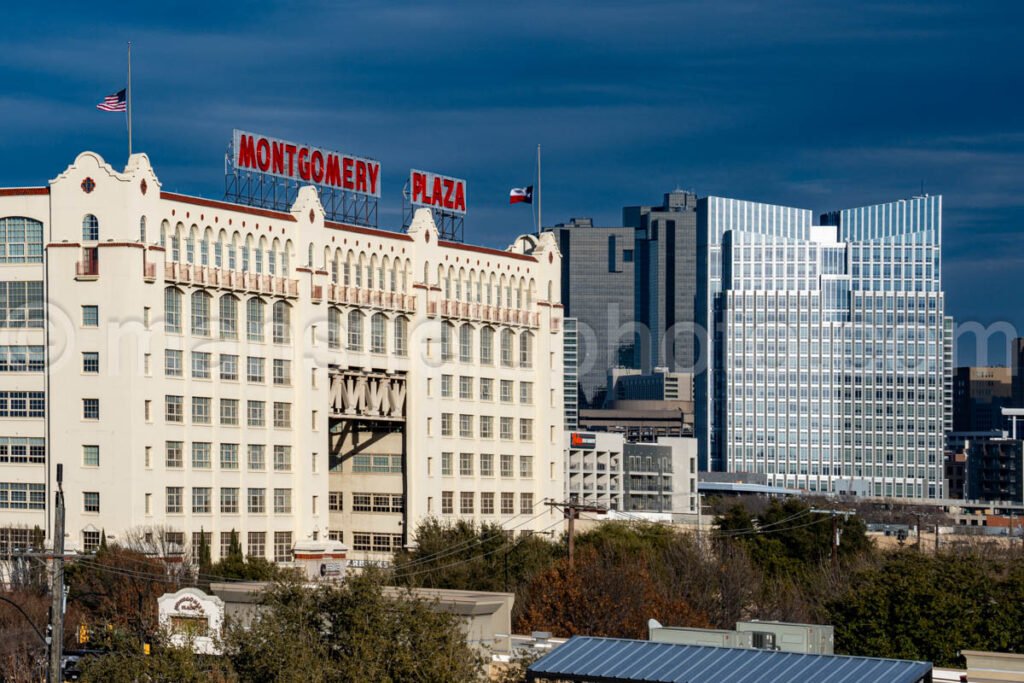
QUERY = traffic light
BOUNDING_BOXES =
[78,624,88,644]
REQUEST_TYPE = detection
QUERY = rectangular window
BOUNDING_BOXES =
[272,359,291,386]
[480,378,494,401]
[82,305,99,327]
[82,530,101,553]
[165,395,183,423]
[191,352,211,379]
[520,492,534,514]
[165,441,183,468]
[519,419,533,441]
[0,481,45,509]
[0,281,44,328]
[460,491,474,514]
[501,454,514,478]
[0,346,44,372]
[441,375,453,398]
[273,402,291,429]
[352,532,371,551]
[165,289,181,333]
[273,445,291,471]
[247,401,265,427]
[479,453,493,477]
[441,491,453,514]
[166,486,183,513]
[273,488,292,514]
[191,397,211,424]
[500,380,513,402]
[220,443,239,469]
[501,492,515,515]
[459,376,473,400]
[247,488,266,514]
[219,296,237,339]
[82,352,99,373]
[480,416,494,439]
[220,354,238,381]
[192,442,212,469]
[441,413,453,437]
[164,349,182,377]
[83,491,100,513]
[82,444,99,467]
[247,356,265,383]
[220,487,239,514]
[520,382,533,405]
[328,491,343,511]
[191,293,210,336]
[500,417,513,440]
[274,531,292,562]
[0,437,45,464]
[220,399,239,426]
[192,487,211,514]
[459,452,473,476]
[248,445,266,471]
[481,492,495,515]
[82,398,99,420]
[441,452,453,476]
[520,455,534,478]
[459,414,473,438]
[352,493,372,512]
[247,531,266,559]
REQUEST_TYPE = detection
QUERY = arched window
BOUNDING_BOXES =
[254,246,263,274]
[328,308,341,349]
[500,329,514,367]
[241,244,250,272]
[219,295,238,339]
[171,234,180,262]
[519,332,534,368]
[82,215,99,242]
[480,326,494,365]
[370,313,386,354]
[459,324,473,363]
[200,234,209,266]
[394,316,408,357]
[191,291,211,336]
[246,297,265,342]
[139,216,147,243]
[185,230,195,264]
[281,247,290,276]
[347,310,364,351]
[214,240,223,268]
[272,301,291,344]
[228,242,237,270]
[268,249,276,275]
[307,243,314,267]
[0,217,43,263]
[164,288,182,334]
[160,220,167,248]
[441,322,454,361]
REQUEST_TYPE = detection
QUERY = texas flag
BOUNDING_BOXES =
[509,186,533,204]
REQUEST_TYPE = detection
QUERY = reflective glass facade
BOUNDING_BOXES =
[698,195,952,499]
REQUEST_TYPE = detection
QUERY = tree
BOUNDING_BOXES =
[207,528,292,581]
[77,630,235,683]
[197,528,212,578]
[222,570,483,682]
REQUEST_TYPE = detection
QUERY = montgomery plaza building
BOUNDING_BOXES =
[0,150,566,563]
[696,195,953,499]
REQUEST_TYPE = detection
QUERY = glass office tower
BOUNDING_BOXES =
[697,195,951,498]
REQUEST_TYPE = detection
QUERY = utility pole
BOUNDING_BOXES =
[48,464,65,683]
[915,513,922,549]
[934,523,940,554]
[830,513,839,571]
[546,500,606,568]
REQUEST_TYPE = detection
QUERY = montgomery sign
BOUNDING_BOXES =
[232,129,382,197]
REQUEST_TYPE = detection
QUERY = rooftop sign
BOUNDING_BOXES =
[232,130,381,198]
[409,169,467,216]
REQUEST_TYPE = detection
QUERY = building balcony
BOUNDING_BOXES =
[75,261,99,280]
[143,262,157,282]
[437,299,540,329]
[326,285,416,314]
[164,263,300,299]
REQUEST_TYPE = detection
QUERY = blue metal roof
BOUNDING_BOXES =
[526,637,933,683]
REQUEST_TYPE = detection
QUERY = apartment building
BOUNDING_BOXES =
[0,151,565,563]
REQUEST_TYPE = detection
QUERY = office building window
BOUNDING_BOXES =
[165,441,183,468]
[192,487,212,514]
[273,359,291,386]
[246,356,265,383]
[0,346,44,372]
[247,531,266,559]
[441,491,453,514]
[83,491,100,513]
[220,399,239,425]
[247,400,265,427]
[192,442,212,469]
[394,317,408,356]
[246,297,265,342]
[220,354,238,381]
[328,491,343,511]
[501,492,515,515]
[82,352,99,373]
[520,492,534,514]
[82,305,99,327]
[273,488,292,514]
[0,217,43,263]
[165,395,183,423]
[481,492,495,515]
[164,288,181,333]
[370,313,386,353]
[220,443,239,469]
[248,445,266,471]
[192,397,211,424]
[480,453,493,477]
[441,452,452,476]
[247,488,265,514]
[219,295,238,339]
[191,291,211,336]
[460,491,474,514]
[0,392,45,418]
[166,486,183,513]
[82,399,99,420]
[164,349,182,377]
[501,454,514,478]
[82,530,101,553]
[459,452,473,476]
[274,531,292,562]
[273,402,291,429]
[272,301,291,344]
[273,445,291,471]
[82,445,99,467]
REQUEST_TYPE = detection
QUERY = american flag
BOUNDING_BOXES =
[96,89,127,112]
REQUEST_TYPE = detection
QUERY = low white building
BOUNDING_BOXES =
[0,150,566,564]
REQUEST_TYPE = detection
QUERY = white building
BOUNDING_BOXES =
[0,151,565,563]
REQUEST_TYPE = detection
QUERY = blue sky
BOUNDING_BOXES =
[1,1,1021,363]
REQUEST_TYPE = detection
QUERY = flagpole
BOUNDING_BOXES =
[536,143,542,237]
[127,41,133,157]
